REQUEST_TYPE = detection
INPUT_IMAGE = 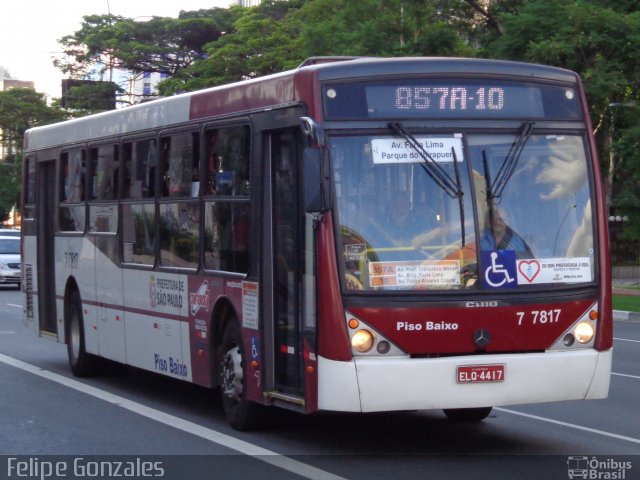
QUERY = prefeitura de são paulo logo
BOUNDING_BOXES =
[567,456,632,479]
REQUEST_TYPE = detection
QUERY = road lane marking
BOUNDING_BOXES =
[7,303,21,308]
[495,407,640,445]
[3,351,638,459]
[614,337,640,343]
[0,352,347,480]
[612,372,640,380]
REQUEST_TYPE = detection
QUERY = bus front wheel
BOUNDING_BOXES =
[443,407,493,422]
[66,291,103,377]
[219,321,260,430]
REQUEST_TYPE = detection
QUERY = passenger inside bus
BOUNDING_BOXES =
[380,194,421,246]
[480,207,534,258]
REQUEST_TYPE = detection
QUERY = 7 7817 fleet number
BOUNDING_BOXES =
[516,309,561,326]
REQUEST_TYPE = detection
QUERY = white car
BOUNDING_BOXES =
[0,236,21,288]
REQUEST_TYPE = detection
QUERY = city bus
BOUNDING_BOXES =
[21,57,612,430]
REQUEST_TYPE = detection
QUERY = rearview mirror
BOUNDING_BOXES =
[303,147,332,214]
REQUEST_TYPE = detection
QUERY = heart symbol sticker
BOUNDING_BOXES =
[518,260,541,283]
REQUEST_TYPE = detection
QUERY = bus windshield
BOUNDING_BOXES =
[332,132,594,291]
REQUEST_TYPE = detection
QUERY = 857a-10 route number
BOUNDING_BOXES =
[516,309,561,326]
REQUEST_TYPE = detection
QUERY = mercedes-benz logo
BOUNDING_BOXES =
[473,328,491,348]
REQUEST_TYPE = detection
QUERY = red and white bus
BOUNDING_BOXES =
[22,57,612,429]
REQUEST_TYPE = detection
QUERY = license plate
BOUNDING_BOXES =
[457,364,505,384]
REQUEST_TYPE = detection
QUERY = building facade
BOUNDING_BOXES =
[125,71,169,105]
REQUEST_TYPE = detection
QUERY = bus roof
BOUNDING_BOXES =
[24,57,579,152]
[310,56,579,83]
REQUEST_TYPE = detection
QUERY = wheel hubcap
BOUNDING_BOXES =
[221,345,243,402]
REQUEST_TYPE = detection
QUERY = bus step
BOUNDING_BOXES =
[265,391,305,407]
[39,330,58,340]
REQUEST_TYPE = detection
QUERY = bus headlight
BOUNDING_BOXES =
[548,302,599,351]
[351,330,374,352]
[574,322,594,344]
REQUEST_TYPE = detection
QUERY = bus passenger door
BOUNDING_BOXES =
[265,128,309,399]
[36,160,57,335]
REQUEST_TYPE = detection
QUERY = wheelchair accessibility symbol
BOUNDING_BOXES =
[482,250,517,289]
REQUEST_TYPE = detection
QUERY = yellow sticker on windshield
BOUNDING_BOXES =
[369,260,461,288]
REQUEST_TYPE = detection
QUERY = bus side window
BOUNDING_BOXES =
[122,139,157,200]
[203,126,251,273]
[121,143,133,199]
[88,145,119,201]
[160,132,200,198]
[59,149,86,232]
[204,202,250,273]
[159,202,200,269]
[23,157,37,220]
[205,127,250,196]
[158,131,200,269]
[121,138,157,266]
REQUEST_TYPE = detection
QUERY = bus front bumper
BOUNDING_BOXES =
[317,349,612,412]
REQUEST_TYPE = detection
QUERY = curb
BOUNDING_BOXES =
[613,310,640,322]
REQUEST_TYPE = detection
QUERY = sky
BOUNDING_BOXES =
[0,0,233,100]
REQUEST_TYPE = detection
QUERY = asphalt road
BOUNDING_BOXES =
[0,285,638,480]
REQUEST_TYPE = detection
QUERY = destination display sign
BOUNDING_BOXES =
[323,79,581,120]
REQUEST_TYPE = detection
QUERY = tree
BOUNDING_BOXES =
[609,105,640,262]
[160,0,475,95]
[61,80,121,113]
[295,0,474,58]
[479,0,640,246]
[159,2,306,94]
[0,89,66,220]
[54,8,240,83]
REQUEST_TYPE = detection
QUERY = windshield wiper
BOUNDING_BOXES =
[487,122,534,202]
[389,122,462,199]
[389,122,466,246]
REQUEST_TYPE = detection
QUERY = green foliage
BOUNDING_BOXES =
[0,154,21,221]
[612,294,640,313]
[0,89,64,144]
[160,3,305,93]
[0,89,66,219]
[54,8,239,79]
[18,0,640,248]
[294,0,473,58]
[483,0,640,238]
[61,80,122,113]
[611,108,640,240]
[486,1,640,114]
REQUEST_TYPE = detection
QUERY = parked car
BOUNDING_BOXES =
[0,236,21,288]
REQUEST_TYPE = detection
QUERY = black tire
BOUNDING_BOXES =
[66,291,103,377]
[219,320,261,430]
[443,407,493,422]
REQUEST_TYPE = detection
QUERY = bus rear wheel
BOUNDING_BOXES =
[219,321,260,430]
[66,291,103,377]
[443,407,493,422]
